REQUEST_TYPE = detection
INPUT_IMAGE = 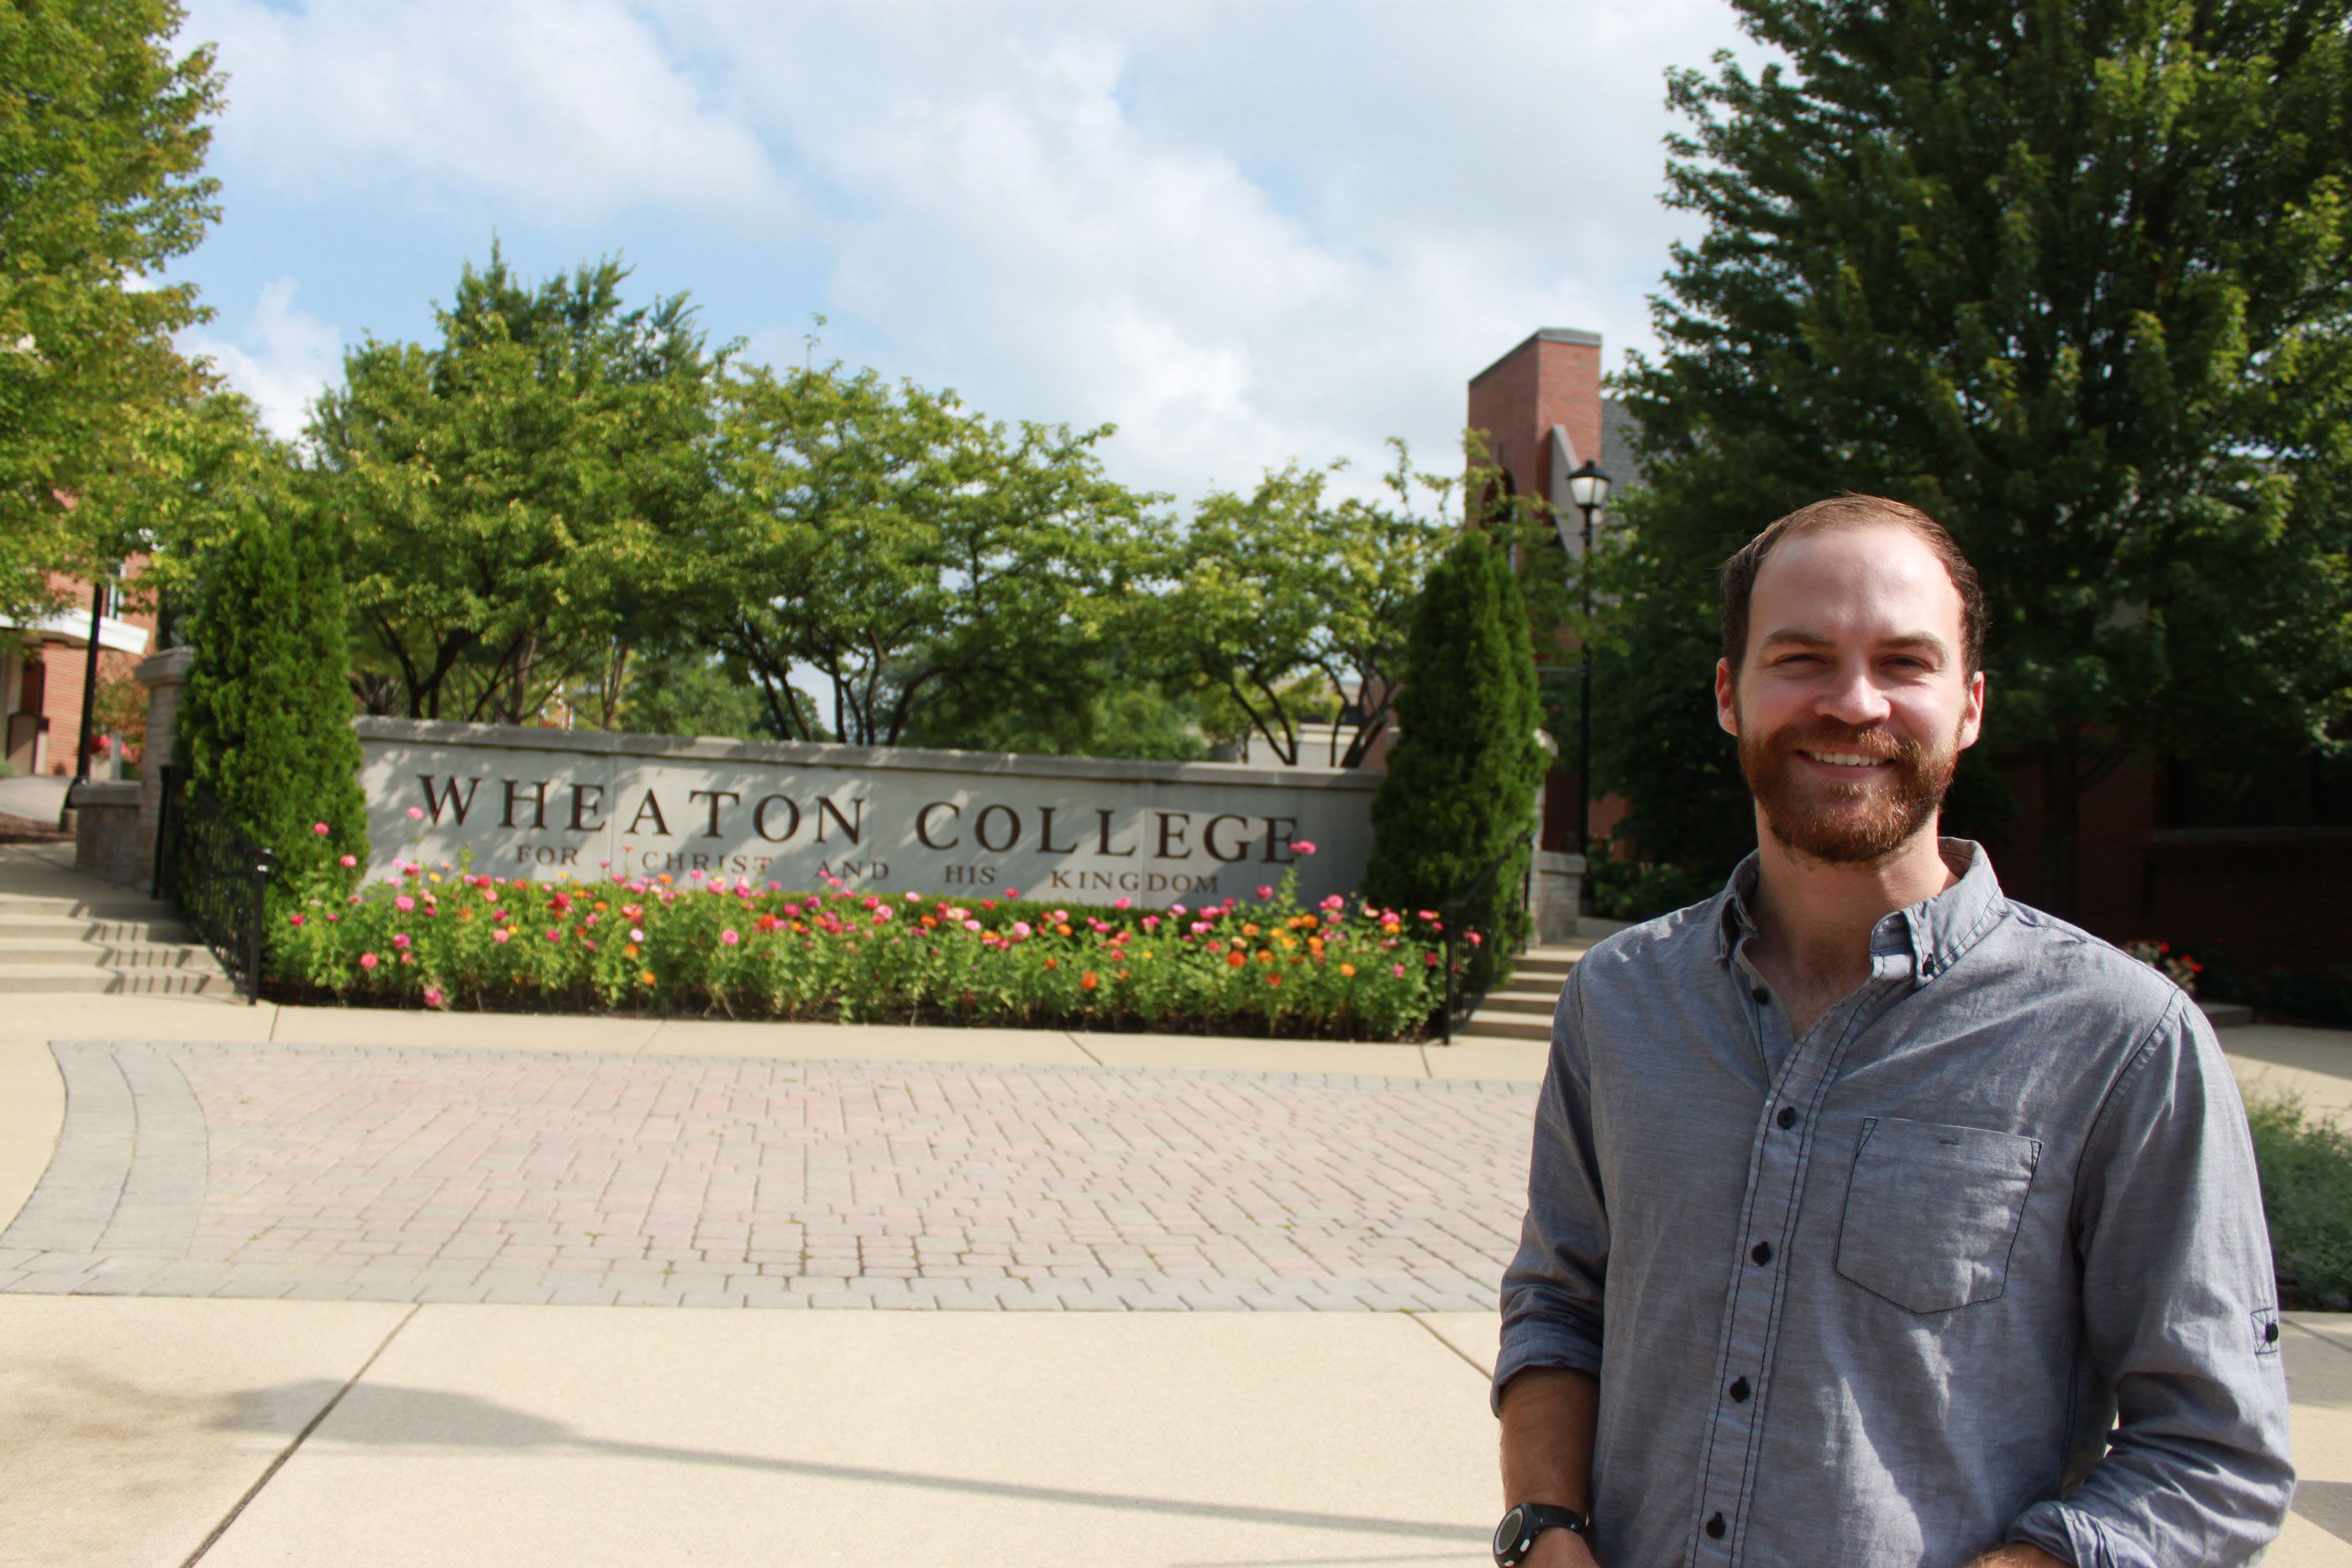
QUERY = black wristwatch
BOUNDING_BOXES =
[1493,1502,1593,1565]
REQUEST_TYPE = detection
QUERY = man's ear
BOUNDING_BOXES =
[1956,669,1986,751]
[1715,658,1740,737]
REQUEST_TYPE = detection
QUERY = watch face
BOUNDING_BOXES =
[1494,1505,1527,1555]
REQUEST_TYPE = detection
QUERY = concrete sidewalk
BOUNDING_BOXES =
[4,846,2352,1563]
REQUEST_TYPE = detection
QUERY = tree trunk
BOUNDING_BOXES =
[2037,726,2082,919]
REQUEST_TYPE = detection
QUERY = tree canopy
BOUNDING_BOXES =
[1604,0,2352,911]
[307,249,726,725]
[0,0,222,619]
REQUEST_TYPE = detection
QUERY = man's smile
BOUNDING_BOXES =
[1797,748,1893,770]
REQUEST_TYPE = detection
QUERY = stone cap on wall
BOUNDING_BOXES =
[353,717,1383,794]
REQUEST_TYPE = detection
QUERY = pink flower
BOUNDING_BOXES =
[629,928,645,941]
[400,952,414,965]
[391,933,411,950]
[423,987,444,1009]
[1001,889,1020,899]
[406,806,425,821]
[1292,839,1317,856]
[1467,931,1483,947]
[721,929,740,945]
[1392,962,1406,978]
[287,912,305,926]
[963,918,982,931]
[1142,915,1160,932]
[359,952,380,970]
[312,821,330,836]
[395,894,414,912]
[546,929,563,943]
[1011,920,1032,941]
[1170,904,1187,917]
[1113,896,1131,910]
[1257,884,1273,900]
[324,913,339,924]
[338,853,356,868]
[905,891,921,902]
[1320,894,1345,911]
[1050,910,1068,924]
[492,929,512,945]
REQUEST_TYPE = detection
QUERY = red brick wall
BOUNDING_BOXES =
[1467,331,1605,506]
[33,564,157,774]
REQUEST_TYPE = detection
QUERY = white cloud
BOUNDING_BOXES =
[184,277,344,439]
[188,0,792,225]
[177,0,1767,505]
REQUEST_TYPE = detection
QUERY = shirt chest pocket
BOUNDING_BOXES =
[1835,1117,2042,1314]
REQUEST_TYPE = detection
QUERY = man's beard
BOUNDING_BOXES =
[1738,713,1961,866]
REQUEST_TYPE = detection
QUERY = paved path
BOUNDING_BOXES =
[1,1041,1529,1311]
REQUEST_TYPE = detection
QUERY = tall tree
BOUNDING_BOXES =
[1609,0,2352,913]
[308,248,724,724]
[696,359,1155,747]
[0,0,222,619]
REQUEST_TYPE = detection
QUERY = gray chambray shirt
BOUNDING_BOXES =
[1497,841,2292,1567]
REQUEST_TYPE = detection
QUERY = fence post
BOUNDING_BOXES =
[150,765,176,901]
[1441,926,1457,1046]
[244,846,273,1007]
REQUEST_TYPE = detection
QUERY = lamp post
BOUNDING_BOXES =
[1557,460,1611,855]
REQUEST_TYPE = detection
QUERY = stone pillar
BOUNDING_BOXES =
[133,645,194,887]
[1531,851,1586,946]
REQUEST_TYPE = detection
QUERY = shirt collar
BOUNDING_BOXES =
[1711,838,2008,984]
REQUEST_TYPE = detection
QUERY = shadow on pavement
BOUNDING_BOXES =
[209,1378,1478,1542]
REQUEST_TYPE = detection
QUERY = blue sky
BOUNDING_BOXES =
[171,0,1762,509]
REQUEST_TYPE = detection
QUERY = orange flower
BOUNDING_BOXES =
[1056,923,1073,937]
[639,970,656,985]
[1081,971,1099,991]
[1044,957,1058,969]
[1116,968,1130,981]
[1257,950,1275,964]
[592,900,607,912]
[1339,962,1356,977]
[657,874,673,885]
[1242,922,1260,937]
[625,943,641,958]
[1226,951,1247,968]
[1265,973,1281,987]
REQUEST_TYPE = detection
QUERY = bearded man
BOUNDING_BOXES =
[1490,498,2292,1568]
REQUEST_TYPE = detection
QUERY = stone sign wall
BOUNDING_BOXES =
[356,719,1379,903]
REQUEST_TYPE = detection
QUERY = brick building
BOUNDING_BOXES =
[0,570,154,777]
[1467,327,2348,977]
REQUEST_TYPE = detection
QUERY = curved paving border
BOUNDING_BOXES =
[0,1041,1533,1310]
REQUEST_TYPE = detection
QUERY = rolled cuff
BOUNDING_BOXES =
[1491,1315,1604,1417]
[2007,1501,2108,1568]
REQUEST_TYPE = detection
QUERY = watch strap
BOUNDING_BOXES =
[1493,1501,1592,1566]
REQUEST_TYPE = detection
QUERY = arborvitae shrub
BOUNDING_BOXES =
[1363,531,1546,994]
[175,509,366,894]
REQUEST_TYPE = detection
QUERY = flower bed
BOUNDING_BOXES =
[272,842,1458,1041]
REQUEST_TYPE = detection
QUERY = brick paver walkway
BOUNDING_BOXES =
[0,1041,1535,1310]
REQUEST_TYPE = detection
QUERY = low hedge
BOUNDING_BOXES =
[2248,1092,2352,1311]
[270,851,1463,1041]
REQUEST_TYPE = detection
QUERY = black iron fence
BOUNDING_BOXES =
[1434,833,1536,1045]
[152,766,273,1004]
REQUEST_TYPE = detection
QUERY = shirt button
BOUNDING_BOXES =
[1776,1106,1798,1130]
[1751,1240,1772,1266]
[1705,1512,1727,1539]
[1751,985,1769,1004]
[2266,1322,2281,1344]
[1730,1376,1751,1402]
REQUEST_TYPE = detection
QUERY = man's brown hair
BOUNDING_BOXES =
[1719,495,1987,677]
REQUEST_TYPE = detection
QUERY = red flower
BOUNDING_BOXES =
[1080,971,1099,991]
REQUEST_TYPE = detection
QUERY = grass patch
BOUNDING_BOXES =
[2247,1092,2352,1310]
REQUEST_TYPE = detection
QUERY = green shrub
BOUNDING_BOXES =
[2246,1093,2352,1310]
[1586,849,1728,924]
[1364,532,1545,993]
[175,510,366,894]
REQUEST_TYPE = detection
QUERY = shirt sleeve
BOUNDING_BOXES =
[1493,963,1610,1415]
[2005,991,2294,1567]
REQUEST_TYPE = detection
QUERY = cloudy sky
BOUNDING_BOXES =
[172,0,1762,509]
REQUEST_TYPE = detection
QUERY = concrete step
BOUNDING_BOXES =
[0,941,224,970]
[0,915,198,943]
[0,966,239,998]
[1477,988,1566,1016]
[1446,1013,1551,1044]
[0,893,176,921]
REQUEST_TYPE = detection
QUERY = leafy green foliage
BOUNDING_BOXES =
[175,507,366,889]
[309,248,726,725]
[2246,1093,2352,1309]
[1607,0,2352,911]
[1364,532,1546,987]
[693,357,1153,747]
[1168,443,1454,768]
[0,0,222,619]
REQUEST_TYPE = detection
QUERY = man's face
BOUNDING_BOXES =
[1714,523,1986,865]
